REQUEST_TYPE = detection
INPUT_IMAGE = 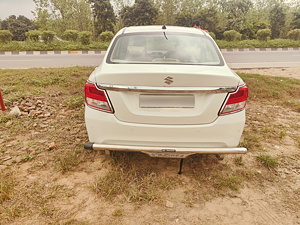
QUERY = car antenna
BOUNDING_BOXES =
[162,24,168,40]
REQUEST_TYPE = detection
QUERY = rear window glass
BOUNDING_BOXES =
[107,33,223,65]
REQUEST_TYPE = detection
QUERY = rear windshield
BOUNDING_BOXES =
[107,32,223,65]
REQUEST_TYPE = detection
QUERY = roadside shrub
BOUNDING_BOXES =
[0,30,13,42]
[223,30,242,41]
[257,29,271,41]
[209,32,216,39]
[26,30,41,42]
[99,31,114,42]
[41,30,56,44]
[287,29,300,41]
[63,30,79,42]
[79,31,92,45]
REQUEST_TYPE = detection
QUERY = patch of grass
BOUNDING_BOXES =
[0,182,69,222]
[215,176,243,191]
[240,134,262,150]
[60,219,90,225]
[216,38,300,49]
[256,154,279,169]
[2,206,22,219]
[279,130,287,139]
[239,73,300,111]
[54,149,81,172]
[0,40,110,51]
[182,155,246,203]
[234,156,244,166]
[0,171,15,203]
[0,67,93,106]
[22,155,35,162]
[283,99,300,112]
[91,153,178,202]
[296,137,300,149]
[0,114,13,123]
[91,168,176,202]
[112,208,123,217]
[65,95,84,109]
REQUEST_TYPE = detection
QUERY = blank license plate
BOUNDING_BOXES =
[143,152,192,158]
[140,94,194,108]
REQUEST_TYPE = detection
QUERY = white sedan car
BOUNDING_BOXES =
[84,25,248,159]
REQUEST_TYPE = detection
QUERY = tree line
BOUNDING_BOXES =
[1,0,300,42]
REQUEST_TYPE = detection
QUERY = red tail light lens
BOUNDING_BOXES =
[84,82,114,113]
[219,86,248,115]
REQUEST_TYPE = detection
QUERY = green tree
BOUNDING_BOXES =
[175,13,193,27]
[154,0,180,25]
[90,0,116,37]
[26,30,42,41]
[220,0,253,32]
[33,0,92,36]
[179,0,204,15]
[119,6,135,27]
[33,0,52,30]
[1,15,36,41]
[257,29,271,41]
[50,0,92,33]
[240,21,268,39]
[120,0,158,26]
[194,5,226,37]
[99,31,114,42]
[63,30,79,41]
[223,30,242,41]
[41,30,56,43]
[0,30,13,42]
[287,29,300,40]
[291,11,300,29]
[270,4,286,39]
[79,31,92,45]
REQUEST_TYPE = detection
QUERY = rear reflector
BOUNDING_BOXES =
[219,86,248,115]
[84,82,114,113]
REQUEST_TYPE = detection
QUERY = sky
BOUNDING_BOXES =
[0,0,36,20]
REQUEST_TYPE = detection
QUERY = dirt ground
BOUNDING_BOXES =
[234,67,300,79]
[0,67,299,225]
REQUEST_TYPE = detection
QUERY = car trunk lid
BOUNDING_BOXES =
[92,64,241,125]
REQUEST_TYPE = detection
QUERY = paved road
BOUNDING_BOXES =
[223,49,300,68]
[0,53,105,69]
[0,49,300,69]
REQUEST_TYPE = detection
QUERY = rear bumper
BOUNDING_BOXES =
[85,105,247,157]
[84,142,246,158]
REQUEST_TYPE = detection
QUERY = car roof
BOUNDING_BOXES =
[120,25,207,36]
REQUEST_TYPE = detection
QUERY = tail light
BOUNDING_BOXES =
[219,86,248,115]
[84,82,114,113]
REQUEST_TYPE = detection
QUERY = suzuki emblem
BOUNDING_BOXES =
[164,76,173,85]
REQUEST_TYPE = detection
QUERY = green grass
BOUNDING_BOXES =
[54,149,81,172]
[90,153,178,202]
[215,176,243,191]
[239,73,300,111]
[0,171,15,203]
[65,95,84,109]
[256,154,279,169]
[240,135,262,150]
[0,67,92,104]
[216,39,300,49]
[0,40,110,51]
